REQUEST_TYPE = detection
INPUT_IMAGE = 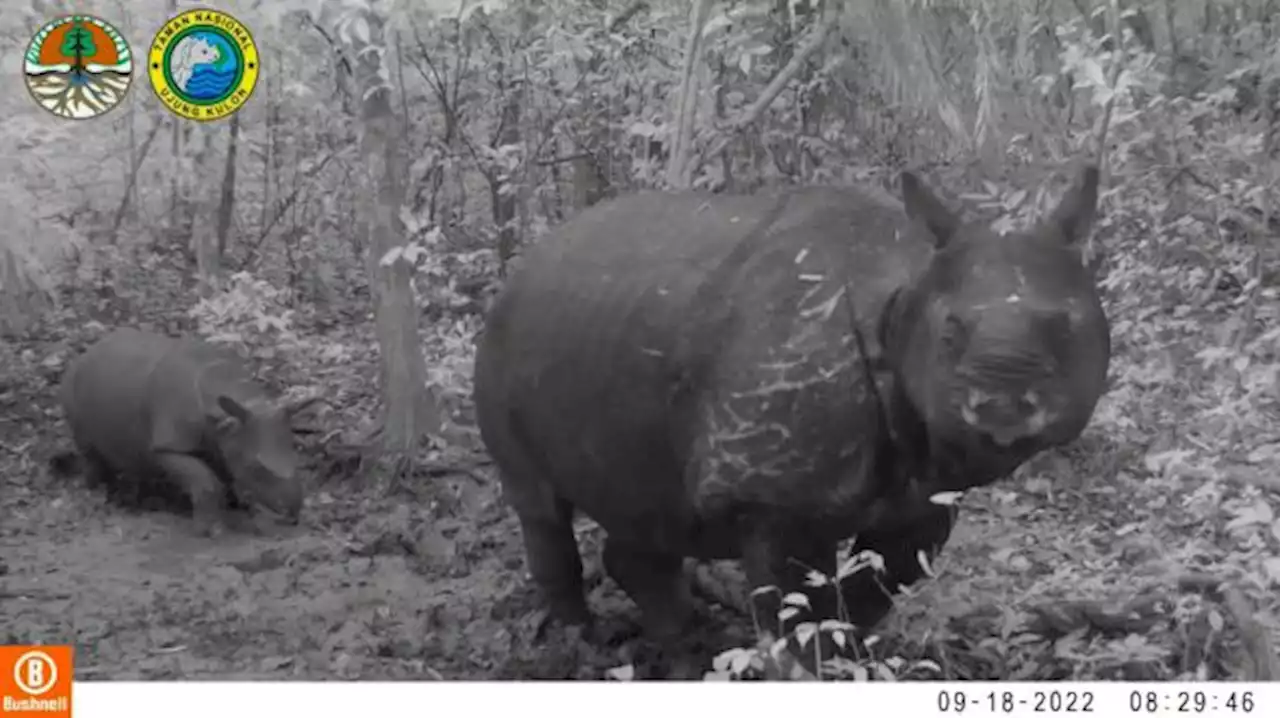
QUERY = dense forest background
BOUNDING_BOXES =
[1,0,1278,681]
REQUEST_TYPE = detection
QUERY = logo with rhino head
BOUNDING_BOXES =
[148,8,259,122]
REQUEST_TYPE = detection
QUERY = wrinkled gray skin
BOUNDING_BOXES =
[60,328,317,537]
[473,167,1109,665]
[883,169,1109,488]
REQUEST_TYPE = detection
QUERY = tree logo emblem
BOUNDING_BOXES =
[148,9,260,122]
[23,14,133,120]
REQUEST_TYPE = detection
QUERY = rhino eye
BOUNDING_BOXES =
[1040,309,1071,337]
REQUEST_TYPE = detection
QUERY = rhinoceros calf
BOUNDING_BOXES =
[59,328,318,537]
[474,167,1110,656]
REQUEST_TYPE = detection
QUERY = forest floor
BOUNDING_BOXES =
[3,299,1279,680]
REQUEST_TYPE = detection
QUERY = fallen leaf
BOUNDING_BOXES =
[1262,557,1280,586]
[991,547,1017,562]
[1023,477,1053,495]
[260,656,294,671]
[606,664,635,681]
[1246,443,1280,464]
[1226,501,1274,531]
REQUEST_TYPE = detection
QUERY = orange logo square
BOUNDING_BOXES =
[0,646,72,718]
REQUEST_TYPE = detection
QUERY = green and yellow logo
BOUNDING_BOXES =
[148,9,259,122]
[23,15,133,120]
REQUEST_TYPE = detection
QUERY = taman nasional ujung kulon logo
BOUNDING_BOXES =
[23,14,133,120]
[148,9,259,122]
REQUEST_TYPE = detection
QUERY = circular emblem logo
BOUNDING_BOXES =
[23,14,133,120]
[148,9,259,122]
[13,650,58,695]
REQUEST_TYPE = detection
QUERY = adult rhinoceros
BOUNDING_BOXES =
[474,167,1109,665]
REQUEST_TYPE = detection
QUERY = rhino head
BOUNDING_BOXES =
[210,394,320,523]
[884,166,1111,485]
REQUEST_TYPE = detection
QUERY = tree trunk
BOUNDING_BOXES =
[485,8,531,271]
[666,0,714,189]
[570,154,604,211]
[353,3,440,459]
[190,126,219,295]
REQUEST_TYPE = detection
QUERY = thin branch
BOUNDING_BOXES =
[701,12,840,162]
[109,122,163,242]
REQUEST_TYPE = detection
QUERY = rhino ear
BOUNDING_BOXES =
[1044,165,1099,245]
[211,415,240,435]
[900,171,961,248]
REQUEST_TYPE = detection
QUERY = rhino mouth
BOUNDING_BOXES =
[957,386,1058,447]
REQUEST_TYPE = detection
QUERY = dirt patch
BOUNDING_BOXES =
[2,454,1004,680]
[0,450,740,680]
[3,466,532,679]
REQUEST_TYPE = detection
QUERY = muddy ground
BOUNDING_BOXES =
[0,440,1148,680]
[2,442,601,680]
[1,459,1020,680]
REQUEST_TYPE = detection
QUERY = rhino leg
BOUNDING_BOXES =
[741,530,839,630]
[601,539,692,641]
[602,539,716,679]
[153,453,229,538]
[79,449,116,492]
[837,503,956,629]
[513,492,590,627]
[111,476,146,508]
[77,451,149,509]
